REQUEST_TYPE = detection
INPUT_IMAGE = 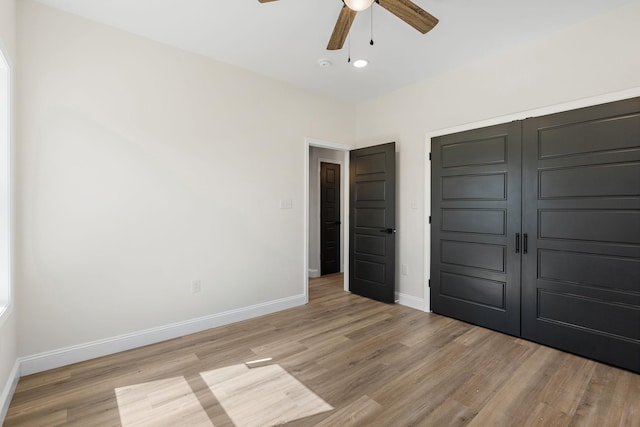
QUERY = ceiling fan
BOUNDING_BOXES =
[258,0,439,50]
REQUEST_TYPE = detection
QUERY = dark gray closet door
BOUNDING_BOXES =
[521,97,640,373]
[431,122,522,336]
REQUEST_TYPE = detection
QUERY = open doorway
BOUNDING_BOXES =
[303,138,352,302]
[304,138,398,305]
[309,150,344,278]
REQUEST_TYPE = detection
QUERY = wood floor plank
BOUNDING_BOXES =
[309,395,382,427]
[571,364,640,427]
[466,346,558,426]
[4,274,639,426]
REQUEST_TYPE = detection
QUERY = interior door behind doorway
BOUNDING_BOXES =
[321,162,341,275]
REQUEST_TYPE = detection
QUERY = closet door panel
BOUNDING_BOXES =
[521,97,640,373]
[431,122,522,336]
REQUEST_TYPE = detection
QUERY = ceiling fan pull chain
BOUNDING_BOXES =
[348,35,351,63]
[370,4,374,46]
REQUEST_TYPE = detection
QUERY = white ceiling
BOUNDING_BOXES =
[34,0,634,103]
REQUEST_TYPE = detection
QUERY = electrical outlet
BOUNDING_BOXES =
[401,264,408,276]
[191,280,201,294]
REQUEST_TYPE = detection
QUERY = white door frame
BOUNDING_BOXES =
[303,138,354,303]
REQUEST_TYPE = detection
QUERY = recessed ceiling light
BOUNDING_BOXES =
[352,59,369,68]
[317,59,332,68]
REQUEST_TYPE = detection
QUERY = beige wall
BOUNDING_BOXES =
[355,1,640,306]
[16,0,355,357]
[0,0,17,421]
[0,0,15,60]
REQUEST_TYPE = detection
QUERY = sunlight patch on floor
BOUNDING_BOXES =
[115,376,213,426]
[200,364,333,427]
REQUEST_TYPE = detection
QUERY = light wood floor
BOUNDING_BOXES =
[4,274,639,426]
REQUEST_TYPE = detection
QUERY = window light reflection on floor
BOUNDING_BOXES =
[115,363,333,427]
[115,376,213,426]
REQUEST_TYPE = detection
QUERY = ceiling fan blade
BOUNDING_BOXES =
[258,0,279,3]
[377,0,438,34]
[327,6,357,50]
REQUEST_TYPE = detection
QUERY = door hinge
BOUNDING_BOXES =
[428,215,432,224]
[428,279,431,288]
[429,152,432,160]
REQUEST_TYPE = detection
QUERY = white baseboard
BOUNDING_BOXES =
[396,293,425,311]
[0,360,20,424]
[308,269,320,278]
[20,294,306,376]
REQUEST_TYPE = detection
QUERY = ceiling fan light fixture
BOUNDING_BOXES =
[352,59,369,68]
[344,0,374,12]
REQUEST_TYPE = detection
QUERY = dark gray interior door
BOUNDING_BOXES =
[321,162,341,275]
[521,98,640,373]
[431,122,522,336]
[349,142,396,303]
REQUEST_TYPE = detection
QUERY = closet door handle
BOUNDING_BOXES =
[523,233,528,254]
[515,233,520,253]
